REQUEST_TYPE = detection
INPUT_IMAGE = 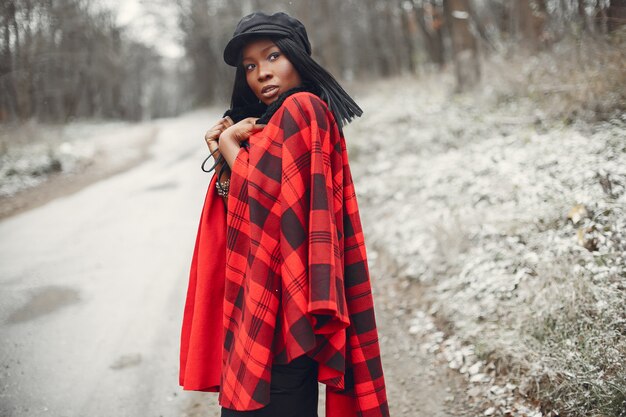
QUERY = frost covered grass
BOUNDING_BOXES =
[522,272,625,415]
[0,119,148,198]
[347,70,625,416]
[481,32,626,124]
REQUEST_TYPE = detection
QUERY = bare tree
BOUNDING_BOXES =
[0,0,176,123]
[398,0,420,73]
[443,0,480,91]
[607,0,626,31]
[415,0,446,67]
[3,0,620,123]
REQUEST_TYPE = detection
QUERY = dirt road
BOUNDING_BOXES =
[0,104,473,417]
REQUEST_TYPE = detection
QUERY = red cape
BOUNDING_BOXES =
[180,92,389,417]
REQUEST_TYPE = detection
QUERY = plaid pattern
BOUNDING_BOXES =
[180,92,389,417]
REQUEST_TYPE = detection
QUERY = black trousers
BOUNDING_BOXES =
[220,354,319,417]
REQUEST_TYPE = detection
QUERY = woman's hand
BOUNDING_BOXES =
[204,116,234,154]
[218,117,266,170]
[219,117,266,146]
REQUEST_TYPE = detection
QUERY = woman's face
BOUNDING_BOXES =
[241,38,302,105]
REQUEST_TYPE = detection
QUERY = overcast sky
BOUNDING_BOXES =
[102,0,184,59]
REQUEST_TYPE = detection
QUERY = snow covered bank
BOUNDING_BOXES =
[347,74,625,417]
[0,119,157,218]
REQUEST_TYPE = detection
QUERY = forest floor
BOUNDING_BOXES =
[1,70,624,417]
[0,120,158,219]
[345,73,625,417]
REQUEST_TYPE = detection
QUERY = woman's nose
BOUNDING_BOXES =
[257,66,272,82]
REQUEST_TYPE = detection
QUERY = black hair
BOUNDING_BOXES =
[206,35,363,195]
[229,35,363,129]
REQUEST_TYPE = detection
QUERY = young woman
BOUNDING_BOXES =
[179,12,390,417]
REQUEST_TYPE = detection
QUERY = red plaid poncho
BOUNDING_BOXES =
[180,92,389,417]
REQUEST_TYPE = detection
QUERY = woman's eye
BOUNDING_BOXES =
[243,52,278,70]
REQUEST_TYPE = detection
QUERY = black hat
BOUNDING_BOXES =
[223,12,311,67]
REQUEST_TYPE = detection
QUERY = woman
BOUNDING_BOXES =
[179,11,390,417]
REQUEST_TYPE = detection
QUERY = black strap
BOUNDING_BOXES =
[201,148,222,173]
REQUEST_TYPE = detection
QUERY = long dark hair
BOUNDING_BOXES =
[229,35,362,129]
[205,35,363,195]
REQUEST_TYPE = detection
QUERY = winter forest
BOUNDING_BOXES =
[2,0,625,122]
[0,1,625,417]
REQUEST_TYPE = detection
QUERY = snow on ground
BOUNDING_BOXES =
[0,119,158,219]
[345,74,626,416]
[1,72,623,416]
[0,120,154,198]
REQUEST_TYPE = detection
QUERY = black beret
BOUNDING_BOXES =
[223,11,311,67]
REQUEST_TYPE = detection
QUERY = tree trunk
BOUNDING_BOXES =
[593,0,609,34]
[607,0,626,32]
[443,0,480,92]
[0,1,17,120]
[365,0,392,77]
[383,1,403,76]
[415,0,446,67]
[578,0,588,31]
[513,0,548,50]
[317,0,340,76]
[467,4,496,51]
[399,0,418,73]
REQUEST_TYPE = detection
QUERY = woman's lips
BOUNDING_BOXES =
[261,85,279,99]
